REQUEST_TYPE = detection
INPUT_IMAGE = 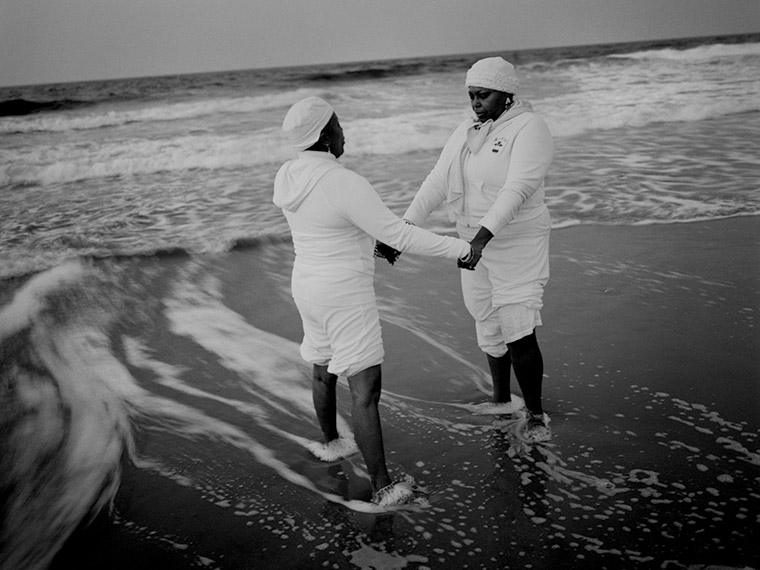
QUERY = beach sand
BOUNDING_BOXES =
[18,216,760,569]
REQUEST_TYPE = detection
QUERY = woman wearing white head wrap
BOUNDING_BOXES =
[274,97,476,507]
[282,96,335,151]
[395,57,555,441]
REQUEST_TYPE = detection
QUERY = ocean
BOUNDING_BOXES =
[2,33,759,279]
[1,34,759,570]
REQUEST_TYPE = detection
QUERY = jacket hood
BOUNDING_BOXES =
[502,97,533,121]
[464,98,535,154]
[273,152,342,212]
[485,97,533,129]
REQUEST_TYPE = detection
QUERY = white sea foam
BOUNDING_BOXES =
[3,42,758,189]
[161,263,369,453]
[0,127,291,187]
[0,260,86,338]
[3,86,757,189]
[610,41,760,61]
[0,275,131,570]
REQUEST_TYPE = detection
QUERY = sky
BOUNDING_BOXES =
[1,0,759,87]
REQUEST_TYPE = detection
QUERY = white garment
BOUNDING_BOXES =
[403,100,554,235]
[274,151,471,306]
[294,298,384,377]
[460,210,550,356]
[403,104,554,349]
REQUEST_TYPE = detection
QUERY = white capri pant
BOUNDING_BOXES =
[294,297,384,378]
[458,210,550,357]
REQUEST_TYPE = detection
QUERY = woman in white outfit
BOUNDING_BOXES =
[273,97,478,506]
[398,57,555,441]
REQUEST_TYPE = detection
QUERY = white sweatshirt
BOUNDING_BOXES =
[273,151,470,306]
[403,103,554,236]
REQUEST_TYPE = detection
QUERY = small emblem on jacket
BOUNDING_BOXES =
[491,137,507,153]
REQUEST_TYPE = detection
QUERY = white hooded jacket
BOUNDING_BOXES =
[403,100,554,236]
[274,151,470,306]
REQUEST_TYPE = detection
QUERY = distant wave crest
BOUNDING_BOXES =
[0,88,324,134]
[0,97,92,117]
[610,41,760,61]
[3,91,758,188]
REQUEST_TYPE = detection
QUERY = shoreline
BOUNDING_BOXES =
[4,214,755,570]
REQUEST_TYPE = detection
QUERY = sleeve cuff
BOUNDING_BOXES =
[477,218,499,236]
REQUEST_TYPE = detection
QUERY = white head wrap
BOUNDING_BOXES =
[465,57,520,94]
[282,96,335,151]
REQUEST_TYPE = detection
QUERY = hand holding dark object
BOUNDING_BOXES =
[374,240,402,265]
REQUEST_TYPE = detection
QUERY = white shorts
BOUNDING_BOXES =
[293,297,384,378]
[459,210,550,356]
[472,303,542,357]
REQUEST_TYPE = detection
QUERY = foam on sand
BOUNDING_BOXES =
[307,437,359,462]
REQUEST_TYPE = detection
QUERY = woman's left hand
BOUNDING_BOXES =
[458,226,492,270]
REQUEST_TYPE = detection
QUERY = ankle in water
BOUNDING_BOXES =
[523,411,551,442]
[308,436,358,462]
[471,401,518,415]
[372,478,414,507]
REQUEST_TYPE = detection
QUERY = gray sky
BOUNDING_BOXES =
[1,0,759,87]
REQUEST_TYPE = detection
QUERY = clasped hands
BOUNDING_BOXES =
[458,226,492,271]
[374,230,489,271]
[457,242,483,271]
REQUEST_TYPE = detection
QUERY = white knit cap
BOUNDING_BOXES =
[282,96,335,151]
[465,57,520,94]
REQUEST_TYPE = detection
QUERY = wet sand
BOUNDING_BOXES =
[35,215,760,570]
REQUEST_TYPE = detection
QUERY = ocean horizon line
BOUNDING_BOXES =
[2,30,758,91]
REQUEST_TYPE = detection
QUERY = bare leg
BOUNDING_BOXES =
[347,364,392,492]
[312,364,339,442]
[486,352,512,404]
[507,330,544,415]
